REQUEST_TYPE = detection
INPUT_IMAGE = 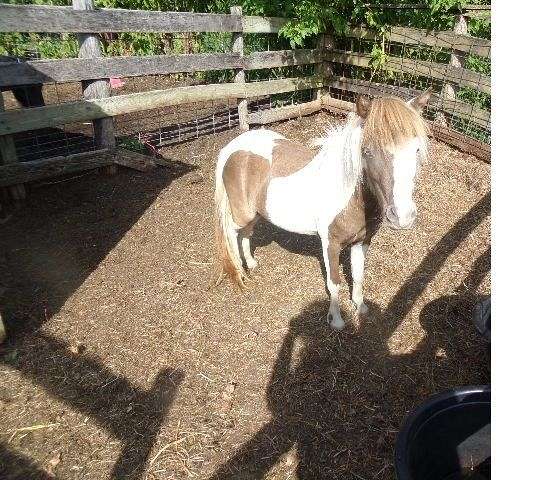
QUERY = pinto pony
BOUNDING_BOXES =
[214,92,432,329]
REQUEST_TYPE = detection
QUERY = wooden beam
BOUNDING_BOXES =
[244,49,321,70]
[0,76,323,136]
[0,149,114,187]
[321,95,355,114]
[74,0,116,176]
[248,99,321,124]
[429,123,490,162]
[242,16,288,33]
[0,94,26,200]
[0,4,242,33]
[344,25,491,58]
[325,51,490,95]
[326,76,490,130]
[0,50,320,87]
[360,3,490,11]
[231,6,248,131]
[114,148,156,172]
[0,54,243,87]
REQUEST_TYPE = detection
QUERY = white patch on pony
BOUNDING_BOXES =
[264,114,364,235]
[391,137,421,228]
[215,128,284,181]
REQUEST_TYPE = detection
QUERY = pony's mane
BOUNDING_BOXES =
[311,113,364,190]
[362,96,429,159]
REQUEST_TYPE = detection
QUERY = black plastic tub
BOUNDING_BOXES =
[395,386,491,480]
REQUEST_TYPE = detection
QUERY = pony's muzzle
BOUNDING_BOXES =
[385,205,416,229]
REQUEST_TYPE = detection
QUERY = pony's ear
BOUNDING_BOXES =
[408,88,433,113]
[356,96,372,118]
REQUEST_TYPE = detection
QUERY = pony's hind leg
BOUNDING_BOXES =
[239,217,259,270]
[350,242,369,316]
[321,235,345,330]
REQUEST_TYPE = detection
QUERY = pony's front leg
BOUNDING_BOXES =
[321,236,345,330]
[351,242,369,316]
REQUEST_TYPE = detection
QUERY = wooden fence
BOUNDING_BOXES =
[0,2,491,198]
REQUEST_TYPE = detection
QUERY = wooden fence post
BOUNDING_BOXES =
[231,5,248,131]
[0,95,26,201]
[436,14,468,126]
[316,33,334,102]
[72,0,117,174]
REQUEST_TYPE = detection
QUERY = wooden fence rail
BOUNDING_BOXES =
[0,76,323,136]
[326,76,490,130]
[325,51,490,95]
[0,4,289,34]
[0,50,322,88]
[345,25,491,58]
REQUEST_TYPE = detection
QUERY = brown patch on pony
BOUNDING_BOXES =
[359,96,429,157]
[329,183,382,249]
[326,183,383,283]
[222,150,270,227]
[271,139,316,177]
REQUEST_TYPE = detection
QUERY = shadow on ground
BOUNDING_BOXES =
[1,157,195,479]
[210,193,491,479]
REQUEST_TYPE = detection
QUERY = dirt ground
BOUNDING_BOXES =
[0,112,490,480]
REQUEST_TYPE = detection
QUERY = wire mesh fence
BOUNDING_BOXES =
[327,27,491,145]
[0,28,321,162]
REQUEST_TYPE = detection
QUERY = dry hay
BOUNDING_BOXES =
[0,112,490,480]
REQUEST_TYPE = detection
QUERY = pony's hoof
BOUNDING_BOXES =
[356,302,369,317]
[246,258,258,270]
[328,313,345,330]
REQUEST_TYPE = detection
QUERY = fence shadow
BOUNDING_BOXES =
[1,154,194,477]
[0,157,194,337]
[1,332,185,480]
[210,192,490,479]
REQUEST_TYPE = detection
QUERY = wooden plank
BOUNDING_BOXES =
[114,148,156,172]
[321,95,490,161]
[242,16,288,33]
[0,54,243,87]
[345,25,491,58]
[321,95,355,114]
[0,94,26,200]
[231,6,248,131]
[326,76,490,130]
[248,99,321,124]
[357,3,490,11]
[0,76,323,135]
[0,4,242,33]
[463,11,491,20]
[325,51,490,95]
[429,123,490,162]
[244,49,320,70]
[0,149,114,187]
[74,0,116,178]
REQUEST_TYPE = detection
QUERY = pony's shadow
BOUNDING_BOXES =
[208,296,489,480]
[250,219,355,293]
[210,193,491,479]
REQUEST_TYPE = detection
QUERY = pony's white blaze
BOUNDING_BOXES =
[391,137,420,228]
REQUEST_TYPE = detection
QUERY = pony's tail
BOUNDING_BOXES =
[213,169,247,289]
